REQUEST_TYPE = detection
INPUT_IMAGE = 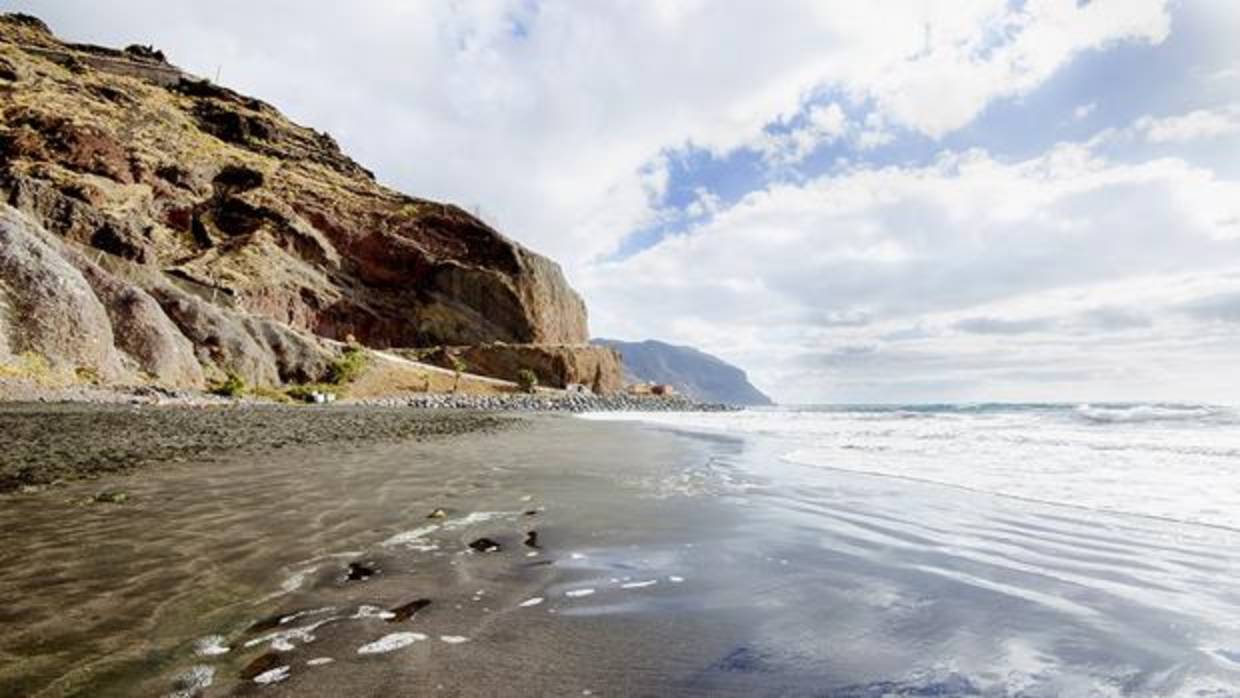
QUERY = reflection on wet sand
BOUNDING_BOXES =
[4,407,1240,696]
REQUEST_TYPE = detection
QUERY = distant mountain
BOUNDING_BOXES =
[592,339,774,406]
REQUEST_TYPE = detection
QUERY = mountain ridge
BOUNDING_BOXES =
[593,338,773,406]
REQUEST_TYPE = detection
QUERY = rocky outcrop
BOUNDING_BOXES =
[593,338,774,406]
[0,14,594,389]
[410,344,625,394]
[0,204,340,387]
[0,206,125,382]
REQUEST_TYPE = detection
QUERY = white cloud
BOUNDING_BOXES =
[1134,104,1240,143]
[584,140,1240,402]
[12,0,1175,273]
[1073,102,1097,120]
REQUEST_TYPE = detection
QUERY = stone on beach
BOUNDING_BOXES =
[239,652,284,680]
[468,537,502,553]
[346,561,378,581]
[387,598,431,622]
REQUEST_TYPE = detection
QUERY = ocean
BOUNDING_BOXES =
[582,403,1240,695]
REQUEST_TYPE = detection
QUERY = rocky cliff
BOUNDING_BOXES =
[593,338,774,406]
[0,14,595,390]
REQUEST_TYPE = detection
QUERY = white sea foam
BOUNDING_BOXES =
[245,618,336,649]
[357,632,427,655]
[382,524,440,551]
[440,635,469,644]
[352,604,397,620]
[441,511,507,530]
[306,657,334,666]
[621,580,658,589]
[192,635,229,657]
[253,666,290,685]
[167,665,214,698]
[582,405,1240,530]
[565,588,595,598]
[518,597,544,607]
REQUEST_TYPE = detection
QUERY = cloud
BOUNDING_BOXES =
[1181,292,1240,323]
[585,137,1240,402]
[954,317,1055,335]
[11,0,1176,273]
[1073,102,1097,120]
[1134,104,1240,143]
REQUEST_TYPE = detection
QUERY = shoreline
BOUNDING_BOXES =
[0,377,737,411]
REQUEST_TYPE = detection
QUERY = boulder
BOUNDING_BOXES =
[61,249,205,388]
[0,206,125,380]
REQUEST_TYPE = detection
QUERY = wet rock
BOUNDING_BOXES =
[523,531,540,549]
[386,599,431,623]
[468,537,502,553]
[427,508,448,519]
[345,562,377,581]
[523,509,539,516]
[239,652,283,681]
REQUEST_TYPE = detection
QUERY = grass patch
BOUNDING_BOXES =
[208,372,246,398]
[0,351,54,384]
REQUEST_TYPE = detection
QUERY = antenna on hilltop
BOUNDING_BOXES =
[214,65,221,83]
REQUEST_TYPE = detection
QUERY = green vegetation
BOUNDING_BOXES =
[74,366,102,385]
[209,372,246,398]
[516,368,539,393]
[326,345,369,385]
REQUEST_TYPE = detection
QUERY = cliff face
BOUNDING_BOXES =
[593,338,774,406]
[0,14,590,388]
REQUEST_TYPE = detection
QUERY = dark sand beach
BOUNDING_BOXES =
[0,406,740,697]
[4,405,1240,697]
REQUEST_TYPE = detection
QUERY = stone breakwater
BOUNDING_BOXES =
[350,393,741,413]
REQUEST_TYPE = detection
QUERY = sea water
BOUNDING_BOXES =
[582,403,1240,696]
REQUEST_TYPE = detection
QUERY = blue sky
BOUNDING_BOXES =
[16,0,1240,403]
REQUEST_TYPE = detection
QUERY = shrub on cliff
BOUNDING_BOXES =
[516,369,538,393]
[209,372,246,398]
[326,346,368,385]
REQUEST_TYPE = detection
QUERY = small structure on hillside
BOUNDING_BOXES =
[565,383,593,395]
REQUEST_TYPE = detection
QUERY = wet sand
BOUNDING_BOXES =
[6,406,1239,696]
[0,408,740,697]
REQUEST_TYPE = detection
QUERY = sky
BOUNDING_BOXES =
[11,0,1240,404]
